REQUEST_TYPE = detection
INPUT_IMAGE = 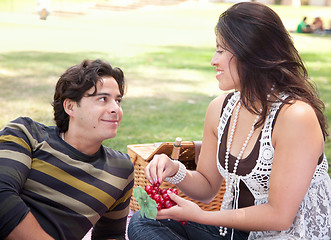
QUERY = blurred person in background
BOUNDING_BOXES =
[36,0,51,20]
[296,16,313,33]
[311,16,324,33]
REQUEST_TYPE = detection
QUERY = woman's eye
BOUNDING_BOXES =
[99,97,106,102]
[116,99,122,105]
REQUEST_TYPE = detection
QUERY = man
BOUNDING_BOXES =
[296,16,313,33]
[0,59,134,240]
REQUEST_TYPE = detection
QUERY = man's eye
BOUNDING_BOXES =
[116,99,122,105]
[99,97,106,102]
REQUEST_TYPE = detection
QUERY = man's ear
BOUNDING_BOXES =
[63,98,76,117]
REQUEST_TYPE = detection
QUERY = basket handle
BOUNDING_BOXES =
[193,141,202,165]
[130,153,138,165]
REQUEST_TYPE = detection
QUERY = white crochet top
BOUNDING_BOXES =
[216,91,331,239]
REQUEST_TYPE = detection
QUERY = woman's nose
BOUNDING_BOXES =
[211,53,217,66]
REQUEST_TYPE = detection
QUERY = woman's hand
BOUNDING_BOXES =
[156,191,202,222]
[145,154,179,185]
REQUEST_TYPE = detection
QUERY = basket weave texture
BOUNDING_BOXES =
[128,141,226,212]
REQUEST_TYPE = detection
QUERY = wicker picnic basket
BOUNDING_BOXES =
[127,141,226,212]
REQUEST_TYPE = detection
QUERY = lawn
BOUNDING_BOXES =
[0,1,330,175]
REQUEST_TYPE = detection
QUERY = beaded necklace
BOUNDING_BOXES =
[219,100,260,236]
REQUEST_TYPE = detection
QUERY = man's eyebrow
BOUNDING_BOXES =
[86,92,122,98]
[95,92,123,98]
[95,93,110,96]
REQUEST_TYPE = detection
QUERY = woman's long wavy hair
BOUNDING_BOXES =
[216,2,328,138]
[52,59,126,133]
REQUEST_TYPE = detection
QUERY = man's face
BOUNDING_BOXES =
[70,76,123,143]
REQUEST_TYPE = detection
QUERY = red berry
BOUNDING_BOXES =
[171,189,178,195]
[151,189,157,195]
[157,202,162,210]
[162,193,170,201]
[145,185,153,194]
[166,188,178,195]
[159,189,167,195]
[153,194,162,203]
[179,221,188,226]
[164,200,173,209]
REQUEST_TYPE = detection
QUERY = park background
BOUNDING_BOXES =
[0,0,330,176]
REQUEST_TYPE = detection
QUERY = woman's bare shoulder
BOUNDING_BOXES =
[208,92,231,110]
[273,100,323,145]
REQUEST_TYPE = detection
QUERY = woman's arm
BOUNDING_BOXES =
[145,94,227,203]
[157,100,324,231]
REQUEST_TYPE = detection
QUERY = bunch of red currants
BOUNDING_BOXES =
[144,182,177,210]
[144,182,187,225]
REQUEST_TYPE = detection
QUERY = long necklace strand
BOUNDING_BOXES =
[219,101,260,236]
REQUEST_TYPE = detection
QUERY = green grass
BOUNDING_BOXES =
[0,1,330,176]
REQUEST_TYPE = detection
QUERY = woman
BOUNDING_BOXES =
[311,16,324,33]
[128,2,331,239]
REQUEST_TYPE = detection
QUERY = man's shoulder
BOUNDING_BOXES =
[3,117,57,143]
[8,117,48,130]
[103,147,129,159]
[2,117,39,134]
[102,147,133,169]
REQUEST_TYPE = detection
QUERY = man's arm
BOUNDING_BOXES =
[6,212,54,240]
[92,209,129,240]
[92,180,133,240]
[0,118,48,239]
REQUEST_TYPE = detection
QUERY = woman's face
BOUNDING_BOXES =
[210,39,240,91]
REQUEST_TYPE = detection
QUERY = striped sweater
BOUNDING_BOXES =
[0,117,134,240]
